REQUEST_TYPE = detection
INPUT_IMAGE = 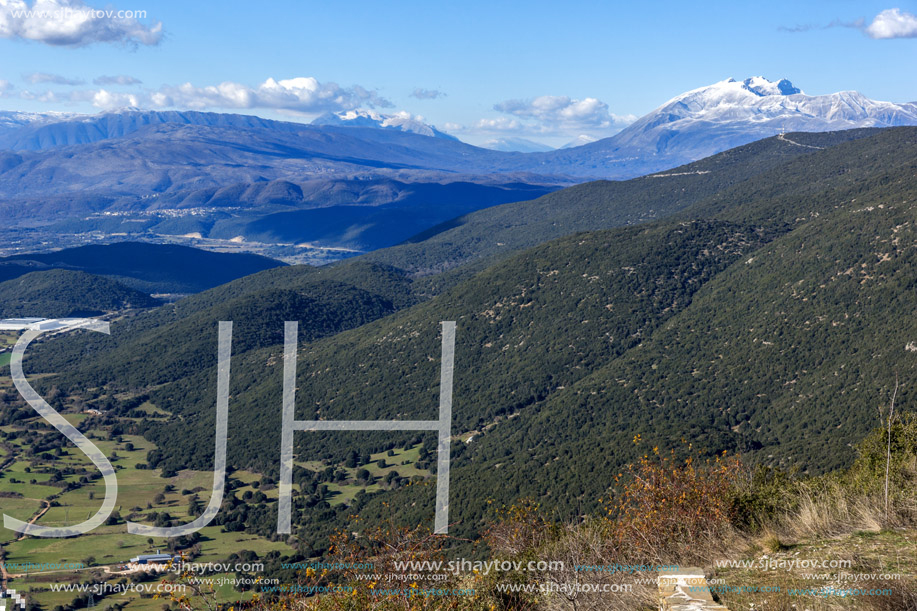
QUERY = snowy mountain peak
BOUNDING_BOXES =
[0,110,77,129]
[598,76,917,175]
[742,76,801,96]
[481,137,554,153]
[670,76,804,108]
[561,134,599,149]
[311,110,456,140]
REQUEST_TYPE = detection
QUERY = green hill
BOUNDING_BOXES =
[20,127,917,548]
[26,261,416,390]
[367,128,881,278]
[0,269,160,318]
[0,241,285,293]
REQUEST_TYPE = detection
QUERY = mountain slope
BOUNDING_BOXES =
[0,242,285,293]
[367,128,882,276]
[453,138,917,522]
[26,260,416,391]
[527,77,917,178]
[176,181,556,251]
[159,128,917,525]
[0,269,160,318]
[0,120,538,209]
[311,110,457,140]
[0,109,331,151]
[20,127,917,544]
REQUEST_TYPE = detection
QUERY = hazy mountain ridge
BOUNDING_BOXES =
[44,179,558,253]
[311,109,457,140]
[2,77,913,185]
[0,109,315,151]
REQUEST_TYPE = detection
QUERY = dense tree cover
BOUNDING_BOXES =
[17,127,917,550]
[124,220,762,475]
[0,241,285,293]
[0,269,160,317]
[27,261,415,389]
[364,128,881,277]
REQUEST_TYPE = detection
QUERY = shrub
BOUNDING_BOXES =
[601,447,742,565]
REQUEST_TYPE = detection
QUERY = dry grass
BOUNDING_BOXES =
[860,577,917,610]
[242,418,917,611]
[533,521,658,611]
[788,483,885,540]
[758,529,785,554]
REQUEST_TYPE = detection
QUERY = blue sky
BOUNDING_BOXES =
[1,0,916,146]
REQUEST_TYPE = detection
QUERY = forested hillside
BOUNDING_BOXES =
[0,242,285,293]
[369,129,881,277]
[19,127,917,549]
[0,269,160,317]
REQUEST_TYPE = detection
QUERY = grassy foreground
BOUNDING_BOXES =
[221,416,917,611]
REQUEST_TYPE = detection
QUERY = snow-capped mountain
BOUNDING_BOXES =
[534,76,917,177]
[0,110,77,130]
[311,109,457,140]
[560,134,598,149]
[1,77,915,183]
[481,137,554,153]
[0,109,302,150]
[606,76,917,159]
[640,76,916,135]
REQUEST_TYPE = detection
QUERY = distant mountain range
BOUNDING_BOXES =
[566,76,917,175]
[1,77,915,253]
[0,108,295,151]
[481,137,555,153]
[311,109,458,140]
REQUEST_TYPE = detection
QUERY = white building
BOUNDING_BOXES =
[0,318,44,331]
[0,318,95,332]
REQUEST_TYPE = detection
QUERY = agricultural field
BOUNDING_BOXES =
[0,332,16,369]
[301,443,432,506]
[0,380,435,610]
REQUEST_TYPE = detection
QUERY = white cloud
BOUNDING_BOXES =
[6,76,391,113]
[23,71,84,85]
[0,0,163,47]
[149,77,391,113]
[93,74,141,85]
[456,94,637,146]
[782,9,917,39]
[865,8,917,39]
[410,88,445,100]
[86,89,140,108]
[474,117,524,131]
[779,18,865,33]
[19,88,64,103]
[494,95,633,129]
